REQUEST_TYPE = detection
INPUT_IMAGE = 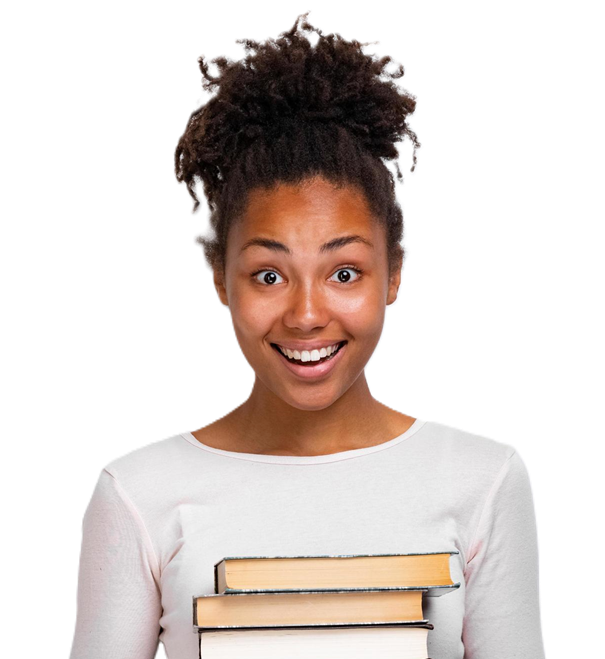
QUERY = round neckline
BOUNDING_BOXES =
[179,418,427,465]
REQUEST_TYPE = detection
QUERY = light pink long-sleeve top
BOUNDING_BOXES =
[68,418,546,658]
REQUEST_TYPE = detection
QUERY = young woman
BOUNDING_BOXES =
[69,12,545,659]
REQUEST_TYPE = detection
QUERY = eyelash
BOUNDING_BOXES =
[250,265,364,285]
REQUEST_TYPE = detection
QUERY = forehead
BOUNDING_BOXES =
[235,177,377,242]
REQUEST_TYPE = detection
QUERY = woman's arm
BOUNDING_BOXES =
[69,468,162,659]
[462,449,546,658]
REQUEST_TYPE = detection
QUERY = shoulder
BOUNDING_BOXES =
[417,419,518,477]
[100,432,190,500]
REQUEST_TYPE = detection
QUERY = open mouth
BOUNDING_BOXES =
[270,341,347,367]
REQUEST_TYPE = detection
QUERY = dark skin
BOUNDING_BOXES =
[191,175,416,456]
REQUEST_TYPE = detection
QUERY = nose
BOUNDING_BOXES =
[281,279,331,333]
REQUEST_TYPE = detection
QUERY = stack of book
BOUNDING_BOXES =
[193,551,460,659]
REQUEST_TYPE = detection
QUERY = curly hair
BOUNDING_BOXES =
[174,10,420,278]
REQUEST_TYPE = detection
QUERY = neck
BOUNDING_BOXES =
[222,373,413,456]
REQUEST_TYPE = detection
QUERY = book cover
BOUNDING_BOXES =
[212,551,461,597]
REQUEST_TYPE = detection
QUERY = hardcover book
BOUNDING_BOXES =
[193,551,459,658]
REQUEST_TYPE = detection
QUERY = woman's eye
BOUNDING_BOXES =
[252,270,280,286]
[334,266,361,284]
[251,266,363,286]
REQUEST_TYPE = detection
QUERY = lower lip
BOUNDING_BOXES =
[272,343,347,380]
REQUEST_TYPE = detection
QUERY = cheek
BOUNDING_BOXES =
[331,288,386,336]
[229,292,276,340]
[333,292,366,314]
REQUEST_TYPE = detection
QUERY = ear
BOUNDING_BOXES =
[386,253,403,305]
[213,267,229,306]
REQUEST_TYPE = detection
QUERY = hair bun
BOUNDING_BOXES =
[175,12,418,279]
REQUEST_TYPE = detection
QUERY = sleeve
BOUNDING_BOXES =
[462,450,546,659]
[69,468,163,659]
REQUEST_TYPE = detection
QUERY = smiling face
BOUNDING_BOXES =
[214,175,402,411]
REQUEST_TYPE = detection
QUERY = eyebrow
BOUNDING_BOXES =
[239,234,374,255]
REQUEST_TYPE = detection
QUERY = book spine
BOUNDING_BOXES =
[220,551,459,560]
[195,621,435,632]
[218,584,460,597]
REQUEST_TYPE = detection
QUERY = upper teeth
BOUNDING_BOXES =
[278,342,341,362]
